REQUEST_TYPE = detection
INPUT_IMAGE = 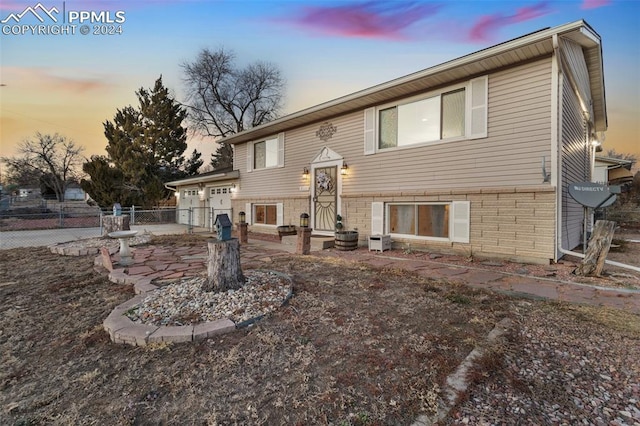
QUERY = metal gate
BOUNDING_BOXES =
[313,165,337,232]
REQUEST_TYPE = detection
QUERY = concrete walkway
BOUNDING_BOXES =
[101,237,640,314]
[0,224,190,250]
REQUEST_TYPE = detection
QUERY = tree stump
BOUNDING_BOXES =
[205,238,245,292]
[102,215,130,236]
[575,220,616,277]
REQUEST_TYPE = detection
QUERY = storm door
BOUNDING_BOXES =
[313,166,337,232]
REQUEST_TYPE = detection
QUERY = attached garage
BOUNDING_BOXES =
[166,169,239,230]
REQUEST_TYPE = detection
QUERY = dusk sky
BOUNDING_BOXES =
[0,0,638,168]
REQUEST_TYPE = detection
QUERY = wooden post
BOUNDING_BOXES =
[575,220,616,277]
[205,238,245,292]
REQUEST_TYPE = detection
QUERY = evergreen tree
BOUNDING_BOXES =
[184,149,204,176]
[83,76,197,208]
[80,156,129,207]
[210,144,233,170]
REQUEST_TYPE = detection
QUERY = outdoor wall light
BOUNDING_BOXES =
[239,211,246,224]
[340,162,348,175]
[300,213,309,228]
[302,167,309,178]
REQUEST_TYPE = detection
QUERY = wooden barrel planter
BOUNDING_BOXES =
[335,231,359,251]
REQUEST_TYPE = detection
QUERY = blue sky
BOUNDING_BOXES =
[0,0,638,164]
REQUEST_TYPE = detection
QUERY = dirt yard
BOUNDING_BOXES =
[1,235,639,425]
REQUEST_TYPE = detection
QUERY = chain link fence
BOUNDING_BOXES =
[0,201,235,248]
[1,204,102,231]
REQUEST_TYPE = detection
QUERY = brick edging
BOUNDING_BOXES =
[100,253,293,346]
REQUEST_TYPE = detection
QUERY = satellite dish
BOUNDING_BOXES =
[568,182,617,208]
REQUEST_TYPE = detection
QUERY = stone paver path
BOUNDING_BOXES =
[98,239,640,314]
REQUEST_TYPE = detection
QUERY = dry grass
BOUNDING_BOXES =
[1,238,638,425]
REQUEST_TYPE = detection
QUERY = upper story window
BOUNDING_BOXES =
[254,137,279,169]
[364,76,487,155]
[379,88,465,149]
[247,132,285,172]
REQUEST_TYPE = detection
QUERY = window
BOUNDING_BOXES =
[364,76,487,155]
[253,137,278,169]
[378,88,464,149]
[247,132,285,171]
[389,204,450,238]
[254,204,277,225]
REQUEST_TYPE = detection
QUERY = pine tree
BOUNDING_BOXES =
[184,149,204,176]
[83,76,197,208]
[210,143,233,170]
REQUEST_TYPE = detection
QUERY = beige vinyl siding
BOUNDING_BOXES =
[234,58,553,199]
[560,38,593,119]
[560,75,589,251]
[351,58,553,193]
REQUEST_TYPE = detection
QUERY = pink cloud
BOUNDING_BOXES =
[468,1,552,42]
[285,1,441,40]
[2,66,113,93]
[581,0,611,9]
[0,1,30,11]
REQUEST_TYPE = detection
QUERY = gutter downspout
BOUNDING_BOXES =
[553,36,640,273]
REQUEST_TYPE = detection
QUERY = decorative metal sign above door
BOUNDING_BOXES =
[316,122,337,142]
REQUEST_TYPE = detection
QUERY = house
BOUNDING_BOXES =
[64,183,87,201]
[594,156,634,187]
[211,20,608,264]
[165,168,239,228]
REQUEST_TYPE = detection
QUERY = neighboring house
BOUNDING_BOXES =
[64,184,86,201]
[216,20,606,264]
[594,156,634,187]
[18,188,40,198]
[165,168,239,228]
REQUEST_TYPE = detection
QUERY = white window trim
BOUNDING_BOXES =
[249,202,284,226]
[365,76,488,155]
[373,201,470,243]
[247,132,284,172]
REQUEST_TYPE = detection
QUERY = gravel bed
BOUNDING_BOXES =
[125,270,292,326]
[445,303,640,425]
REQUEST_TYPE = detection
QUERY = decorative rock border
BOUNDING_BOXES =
[102,264,293,347]
[103,294,237,346]
[49,234,152,256]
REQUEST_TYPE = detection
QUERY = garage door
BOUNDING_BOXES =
[178,188,201,225]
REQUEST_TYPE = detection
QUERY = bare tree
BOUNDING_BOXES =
[1,132,84,202]
[181,47,285,169]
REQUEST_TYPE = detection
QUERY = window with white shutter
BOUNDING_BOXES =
[451,201,470,243]
[371,202,384,235]
[468,76,488,139]
[364,108,376,155]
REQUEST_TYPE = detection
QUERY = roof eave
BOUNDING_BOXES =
[165,170,240,187]
[222,20,604,145]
